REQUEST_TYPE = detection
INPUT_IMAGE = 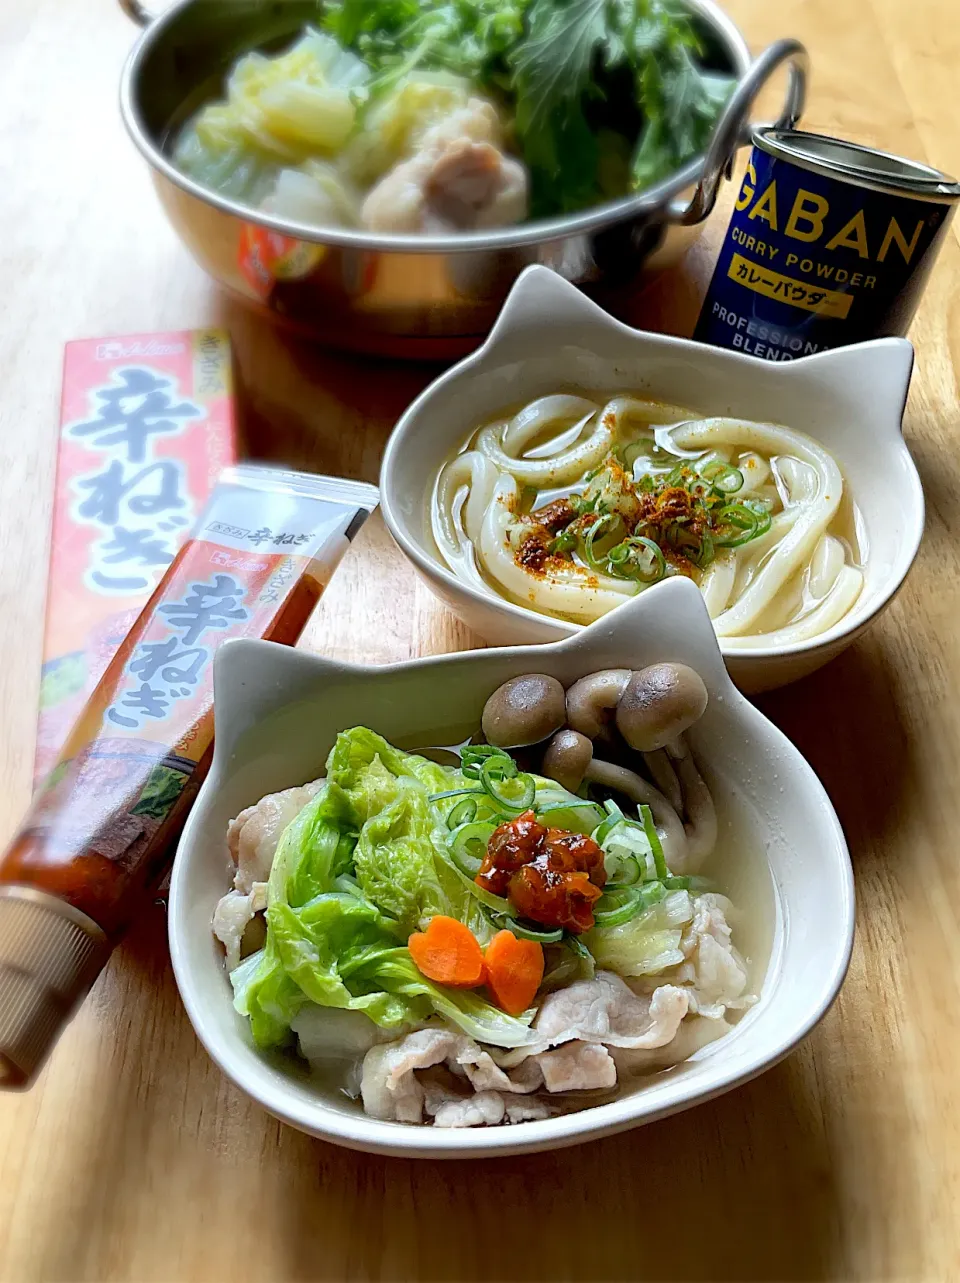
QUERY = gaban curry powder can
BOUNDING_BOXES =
[694,128,960,360]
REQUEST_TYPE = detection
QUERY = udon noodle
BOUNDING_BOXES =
[431,396,864,646]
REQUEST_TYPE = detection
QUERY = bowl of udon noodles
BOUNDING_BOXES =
[169,577,853,1156]
[380,266,923,692]
[117,0,806,356]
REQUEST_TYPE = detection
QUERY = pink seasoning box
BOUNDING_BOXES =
[35,329,239,787]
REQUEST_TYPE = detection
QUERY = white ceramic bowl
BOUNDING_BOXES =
[169,578,854,1158]
[380,266,923,693]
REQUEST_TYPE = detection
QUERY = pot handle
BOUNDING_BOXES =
[670,37,809,226]
[118,0,166,26]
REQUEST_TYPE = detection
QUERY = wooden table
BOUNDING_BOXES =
[2,1,958,1279]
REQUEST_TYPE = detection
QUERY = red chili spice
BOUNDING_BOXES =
[477,811,607,933]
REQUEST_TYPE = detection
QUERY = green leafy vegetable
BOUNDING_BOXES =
[585,887,693,975]
[232,728,543,1050]
[353,788,458,934]
[448,820,496,877]
[509,0,608,212]
[631,8,733,188]
[229,723,714,1058]
[327,725,453,815]
[230,938,309,1047]
[322,0,734,216]
[234,892,536,1049]
[349,948,537,1045]
[130,764,189,820]
[317,729,494,939]
[593,884,644,927]
[324,0,528,88]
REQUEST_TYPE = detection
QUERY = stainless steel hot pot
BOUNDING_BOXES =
[119,0,808,357]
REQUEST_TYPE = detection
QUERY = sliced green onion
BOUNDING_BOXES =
[592,801,625,847]
[639,804,668,881]
[448,821,494,877]
[429,787,484,803]
[504,918,564,944]
[479,753,517,783]
[664,874,712,892]
[700,460,744,495]
[608,853,641,885]
[690,532,715,569]
[666,520,714,570]
[581,513,619,573]
[460,744,514,780]
[480,758,535,811]
[639,880,668,909]
[593,885,644,928]
[601,817,656,882]
[447,796,479,828]
[665,462,691,488]
[712,503,762,547]
[606,535,667,585]
[622,439,653,469]
[594,821,617,844]
[447,857,516,916]
[535,803,606,835]
[698,460,726,481]
[549,528,578,554]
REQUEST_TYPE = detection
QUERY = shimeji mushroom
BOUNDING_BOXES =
[540,728,594,794]
[540,732,689,871]
[615,664,709,754]
[540,664,716,875]
[481,674,566,748]
[564,670,631,740]
[615,663,709,822]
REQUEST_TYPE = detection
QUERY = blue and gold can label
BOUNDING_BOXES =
[694,128,959,360]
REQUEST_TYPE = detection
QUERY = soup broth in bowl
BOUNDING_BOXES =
[212,660,778,1129]
[380,265,922,692]
[431,395,865,650]
[168,578,850,1156]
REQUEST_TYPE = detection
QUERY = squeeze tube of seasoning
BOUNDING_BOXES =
[0,464,377,1087]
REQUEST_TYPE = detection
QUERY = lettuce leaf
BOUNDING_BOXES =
[325,727,493,940]
[326,724,456,812]
[232,728,528,1050]
[350,948,537,1047]
[353,789,456,934]
[271,779,358,908]
[230,938,309,1047]
[268,895,422,1025]
[234,890,534,1049]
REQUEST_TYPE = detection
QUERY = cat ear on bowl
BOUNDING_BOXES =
[481,265,622,356]
[781,336,915,441]
[556,577,734,697]
[212,638,356,766]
